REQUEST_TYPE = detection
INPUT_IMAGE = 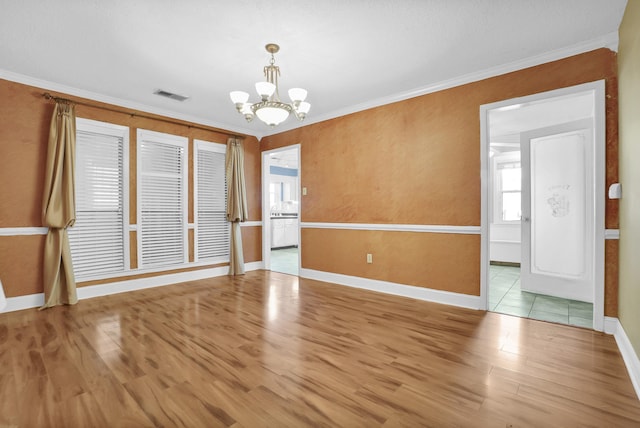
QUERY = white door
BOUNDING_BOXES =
[520,119,594,302]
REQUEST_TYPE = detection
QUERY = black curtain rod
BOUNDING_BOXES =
[42,92,246,139]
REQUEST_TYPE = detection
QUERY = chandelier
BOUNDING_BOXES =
[230,43,310,127]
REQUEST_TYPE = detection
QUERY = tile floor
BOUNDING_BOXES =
[489,264,593,328]
[270,247,299,276]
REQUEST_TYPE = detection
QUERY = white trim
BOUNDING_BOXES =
[245,261,264,271]
[0,69,261,140]
[0,260,264,314]
[605,229,620,240]
[241,221,262,228]
[74,259,226,282]
[2,294,44,313]
[299,268,482,310]
[604,316,619,334]
[193,139,228,263]
[490,239,521,245]
[301,222,481,234]
[0,32,617,143]
[480,80,607,331]
[0,227,48,236]
[266,32,619,138]
[129,224,137,232]
[594,81,607,332]
[76,267,229,300]
[188,223,195,229]
[606,317,640,400]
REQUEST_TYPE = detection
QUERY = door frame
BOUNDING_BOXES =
[479,80,606,331]
[261,144,301,272]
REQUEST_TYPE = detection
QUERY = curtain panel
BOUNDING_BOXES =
[225,137,248,275]
[41,102,78,309]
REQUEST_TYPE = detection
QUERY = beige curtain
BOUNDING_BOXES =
[226,137,248,275]
[41,102,77,309]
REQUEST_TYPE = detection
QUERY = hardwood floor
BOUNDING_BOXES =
[1,271,639,427]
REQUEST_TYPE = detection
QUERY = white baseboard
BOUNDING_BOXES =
[604,316,619,334]
[605,317,640,400]
[1,261,264,313]
[299,268,482,310]
[4,294,45,313]
[245,261,265,271]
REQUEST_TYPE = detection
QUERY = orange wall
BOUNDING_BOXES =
[263,48,619,312]
[0,79,262,298]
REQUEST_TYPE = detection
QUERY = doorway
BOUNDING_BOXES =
[262,145,301,276]
[480,81,606,331]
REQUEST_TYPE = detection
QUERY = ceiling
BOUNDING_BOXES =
[269,147,299,169]
[0,1,627,140]
[489,92,595,153]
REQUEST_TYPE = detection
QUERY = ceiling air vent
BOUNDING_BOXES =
[153,89,190,102]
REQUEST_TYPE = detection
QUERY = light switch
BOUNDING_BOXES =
[302,187,307,196]
[608,183,621,199]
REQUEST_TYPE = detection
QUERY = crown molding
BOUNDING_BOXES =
[0,69,263,140]
[264,31,619,138]
[1,30,618,142]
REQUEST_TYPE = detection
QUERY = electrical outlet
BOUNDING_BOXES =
[366,253,373,264]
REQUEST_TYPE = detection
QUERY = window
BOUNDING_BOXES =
[69,119,129,279]
[494,154,522,223]
[137,130,188,268]
[194,140,229,262]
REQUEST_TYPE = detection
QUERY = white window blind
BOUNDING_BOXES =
[194,140,229,262]
[137,130,188,268]
[69,118,129,279]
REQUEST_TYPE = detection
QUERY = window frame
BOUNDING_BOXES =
[193,139,229,263]
[136,129,189,268]
[492,152,522,224]
[70,118,130,281]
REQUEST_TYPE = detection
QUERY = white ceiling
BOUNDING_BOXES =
[489,92,595,152]
[270,148,299,169]
[0,1,627,139]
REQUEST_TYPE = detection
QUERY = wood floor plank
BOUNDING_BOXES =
[0,270,639,427]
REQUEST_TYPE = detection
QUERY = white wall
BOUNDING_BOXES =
[490,223,521,264]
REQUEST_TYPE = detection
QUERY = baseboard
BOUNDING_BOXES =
[2,261,264,313]
[299,268,482,310]
[4,294,45,313]
[604,316,619,335]
[605,317,640,400]
[245,261,264,271]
